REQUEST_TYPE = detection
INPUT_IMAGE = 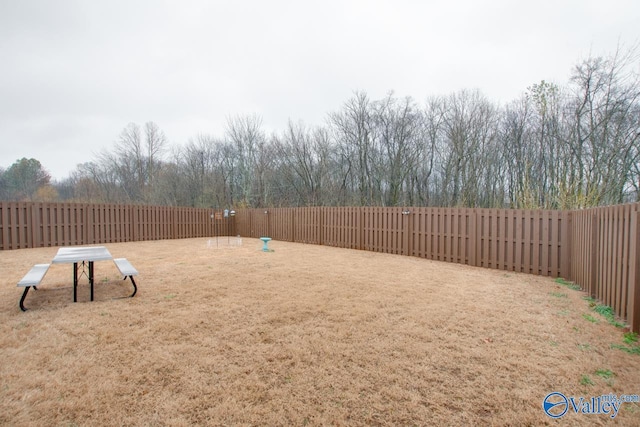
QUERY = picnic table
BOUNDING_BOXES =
[17,246,138,311]
[52,246,114,302]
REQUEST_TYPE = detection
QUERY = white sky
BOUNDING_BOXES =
[1,0,638,180]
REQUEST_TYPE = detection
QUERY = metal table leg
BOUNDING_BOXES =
[73,262,78,302]
[19,286,31,311]
[89,261,94,301]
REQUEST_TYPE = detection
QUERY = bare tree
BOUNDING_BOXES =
[569,46,640,206]
[69,161,125,203]
[56,46,638,209]
[225,114,266,207]
[411,97,444,206]
[272,120,333,206]
[329,91,377,205]
[113,123,144,200]
[144,121,168,195]
[437,89,499,207]
[371,93,423,206]
[500,96,532,207]
[110,121,168,203]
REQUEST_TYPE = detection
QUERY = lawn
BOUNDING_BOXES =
[1,238,639,426]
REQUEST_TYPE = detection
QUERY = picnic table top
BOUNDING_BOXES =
[52,246,113,264]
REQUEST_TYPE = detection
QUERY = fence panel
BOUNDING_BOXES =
[3,203,31,249]
[293,207,322,245]
[236,209,270,238]
[324,207,360,249]
[570,203,640,332]
[0,202,235,250]
[362,207,403,254]
[237,206,569,277]
[595,204,635,321]
[268,208,294,242]
[234,208,252,239]
[570,209,596,295]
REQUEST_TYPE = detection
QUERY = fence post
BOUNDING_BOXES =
[173,207,177,240]
[266,209,271,237]
[289,208,294,242]
[561,210,572,280]
[250,209,254,237]
[628,206,640,333]
[1,202,7,250]
[29,202,38,248]
[405,208,413,257]
[469,209,477,266]
[319,207,324,246]
[358,207,363,250]
[589,212,600,298]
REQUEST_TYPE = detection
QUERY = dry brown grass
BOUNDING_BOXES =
[1,237,639,426]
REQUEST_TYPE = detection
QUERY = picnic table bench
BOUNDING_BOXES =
[113,258,138,297]
[17,264,50,311]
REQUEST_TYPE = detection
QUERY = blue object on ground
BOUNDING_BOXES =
[260,237,272,251]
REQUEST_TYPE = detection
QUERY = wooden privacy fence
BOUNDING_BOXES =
[570,203,640,334]
[236,207,571,277]
[0,202,235,250]
[2,202,639,332]
[236,205,640,332]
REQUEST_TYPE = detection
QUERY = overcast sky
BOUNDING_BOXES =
[1,0,638,180]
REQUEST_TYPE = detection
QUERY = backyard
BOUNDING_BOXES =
[1,237,639,425]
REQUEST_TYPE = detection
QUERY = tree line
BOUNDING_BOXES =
[2,48,639,209]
